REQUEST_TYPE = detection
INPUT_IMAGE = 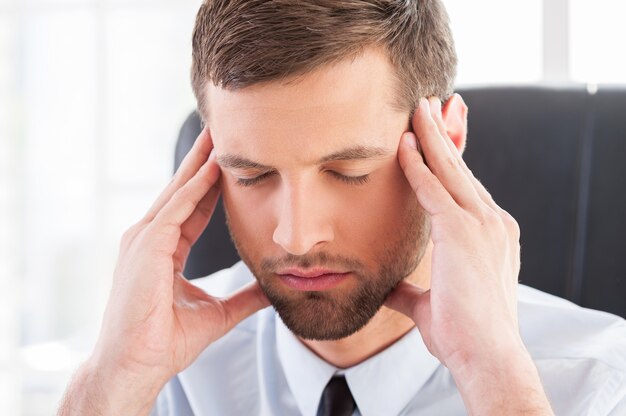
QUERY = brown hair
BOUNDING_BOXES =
[191,0,457,121]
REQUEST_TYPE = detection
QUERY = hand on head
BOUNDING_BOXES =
[385,96,552,415]
[386,95,524,374]
[90,127,270,403]
[59,126,274,415]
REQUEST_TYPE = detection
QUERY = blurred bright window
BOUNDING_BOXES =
[1,1,202,414]
[0,0,625,414]
[447,0,543,85]
[570,0,626,84]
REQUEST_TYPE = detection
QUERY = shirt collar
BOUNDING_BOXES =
[276,315,441,416]
[276,316,338,416]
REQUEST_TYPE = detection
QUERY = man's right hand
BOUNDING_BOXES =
[58,128,270,416]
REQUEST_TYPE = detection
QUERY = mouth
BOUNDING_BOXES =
[276,268,351,291]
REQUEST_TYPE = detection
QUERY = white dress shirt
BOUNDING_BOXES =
[151,261,626,415]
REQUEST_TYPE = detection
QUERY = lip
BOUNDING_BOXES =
[277,267,347,278]
[277,269,351,291]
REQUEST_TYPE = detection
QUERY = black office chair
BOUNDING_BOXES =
[174,86,626,319]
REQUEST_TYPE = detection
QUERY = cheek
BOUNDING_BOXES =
[333,163,418,246]
[221,178,275,252]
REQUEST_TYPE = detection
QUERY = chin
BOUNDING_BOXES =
[262,282,393,341]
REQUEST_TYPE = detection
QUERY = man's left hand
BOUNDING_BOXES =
[385,96,553,415]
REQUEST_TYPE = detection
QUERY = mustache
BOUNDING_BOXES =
[260,251,365,273]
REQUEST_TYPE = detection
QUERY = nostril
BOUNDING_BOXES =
[272,220,333,257]
[272,226,309,256]
[272,187,334,255]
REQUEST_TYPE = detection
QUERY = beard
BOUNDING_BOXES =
[225,204,430,341]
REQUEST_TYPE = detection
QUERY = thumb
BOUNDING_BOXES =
[221,281,271,331]
[385,280,431,330]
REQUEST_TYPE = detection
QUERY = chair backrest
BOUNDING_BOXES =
[175,86,626,319]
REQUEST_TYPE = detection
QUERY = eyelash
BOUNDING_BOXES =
[328,171,370,185]
[235,172,274,187]
[235,171,370,187]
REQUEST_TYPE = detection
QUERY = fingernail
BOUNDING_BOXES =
[421,98,432,117]
[433,97,442,116]
[403,132,417,150]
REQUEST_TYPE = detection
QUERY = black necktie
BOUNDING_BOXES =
[318,375,357,416]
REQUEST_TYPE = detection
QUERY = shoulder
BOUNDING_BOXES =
[517,284,626,415]
[517,284,626,360]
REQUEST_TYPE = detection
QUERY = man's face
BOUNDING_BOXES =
[207,47,430,340]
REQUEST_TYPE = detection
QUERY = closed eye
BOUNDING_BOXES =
[326,171,370,185]
[235,171,276,187]
[234,170,371,187]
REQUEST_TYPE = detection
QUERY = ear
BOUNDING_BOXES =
[441,93,468,155]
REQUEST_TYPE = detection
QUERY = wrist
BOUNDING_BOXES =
[448,340,553,415]
[58,352,168,416]
[446,334,527,379]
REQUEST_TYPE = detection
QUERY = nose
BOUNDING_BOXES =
[272,179,334,256]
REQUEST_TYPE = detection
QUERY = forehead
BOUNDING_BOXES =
[206,47,406,163]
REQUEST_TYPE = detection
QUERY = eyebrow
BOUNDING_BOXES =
[217,145,392,170]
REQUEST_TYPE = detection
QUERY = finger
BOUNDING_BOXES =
[149,151,221,252]
[144,127,213,222]
[384,280,431,331]
[221,281,271,331]
[413,98,482,212]
[429,96,501,213]
[398,132,457,216]
[180,185,221,249]
[171,277,269,347]
[469,175,500,214]
[174,186,222,271]
[428,99,521,292]
[428,97,449,139]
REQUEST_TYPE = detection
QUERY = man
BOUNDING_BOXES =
[59,1,626,415]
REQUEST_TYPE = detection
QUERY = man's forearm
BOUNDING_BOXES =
[450,344,553,415]
[58,357,164,416]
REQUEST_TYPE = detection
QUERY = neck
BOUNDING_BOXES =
[299,241,433,368]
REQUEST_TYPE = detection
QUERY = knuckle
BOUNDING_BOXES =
[172,184,189,200]
[487,209,503,226]
[471,208,504,235]
[464,164,476,178]
[195,198,214,217]
[502,210,521,238]
[121,223,142,245]
[173,185,200,208]
[120,229,133,244]
[445,155,461,170]
[165,175,177,189]
[426,120,442,138]
[431,156,460,178]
